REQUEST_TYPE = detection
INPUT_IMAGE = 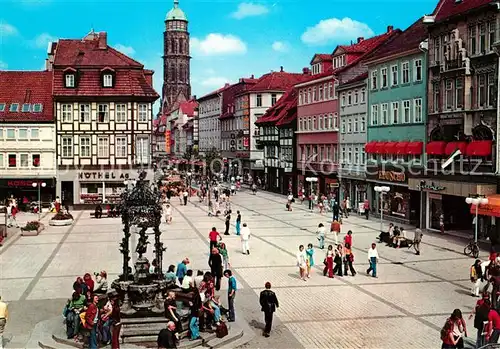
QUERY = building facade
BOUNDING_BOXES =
[168,100,197,157]
[419,0,499,234]
[337,73,368,212]
[197,87,224,156]
[255,88,298,193]
[49,31,159,205]
[161,0,191,113]
[0,71,56,204]
[364,19,429,225]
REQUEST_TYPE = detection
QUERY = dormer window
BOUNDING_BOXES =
[65,74,75,87]
[0,103,5,112]
[333,55,346,69]
[103,74,113,87]
[311,63,322,75]
[22,103,31,112]
[33,103,43,112]
[9,103,19,112]
[101,67,115,88]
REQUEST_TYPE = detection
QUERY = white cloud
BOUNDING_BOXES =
[231,2,269,19]
[33,33,57,48]
[0,61,7,69]
[191,34,247,56]
[114,44,136,56]
[301,17,375,45]
[201,76,229,88]
[0,22,18,37]
[272,41,288,52]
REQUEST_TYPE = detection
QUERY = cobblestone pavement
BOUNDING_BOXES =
[0,189,486,348]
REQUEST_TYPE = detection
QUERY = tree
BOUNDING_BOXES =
[204,147,222,175]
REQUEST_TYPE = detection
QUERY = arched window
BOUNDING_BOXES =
[179,38,184,54]
[169,64,176,82]
[179,64,185,82]
[171,40,175,54]
[472,123,494,140]
[429,125,444,141]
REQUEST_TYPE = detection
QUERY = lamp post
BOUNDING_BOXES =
[32,181,46,221]
[466,195,489,243]
[305,177,318,212]
[186,172,192,200]
[374,186,390,233]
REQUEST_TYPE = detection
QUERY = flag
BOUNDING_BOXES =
[441,148,461,170]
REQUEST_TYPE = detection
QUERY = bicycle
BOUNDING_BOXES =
[464,240,480,259]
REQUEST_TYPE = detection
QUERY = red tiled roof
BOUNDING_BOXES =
[433,0,492,22]
[52,34,158,100]
[255,88,298,126]
[310,53,332,64]
[220,78,257,120]
[0,71,53,122]
[53,39,143,67]
[248,71,311,93]
[364,18,427,63]
[179,100,198,117]
[198,84,228,101]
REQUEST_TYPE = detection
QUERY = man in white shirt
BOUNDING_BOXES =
[240,223,251,255]
[366,243,379,277]
[183,190,188,205]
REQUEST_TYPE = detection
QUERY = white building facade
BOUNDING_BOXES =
[197,90,222,156]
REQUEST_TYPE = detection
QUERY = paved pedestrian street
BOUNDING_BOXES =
[0,189,487,348]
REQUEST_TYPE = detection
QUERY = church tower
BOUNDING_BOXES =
[162,0,191,113]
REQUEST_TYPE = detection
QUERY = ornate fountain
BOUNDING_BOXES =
[112,171,170,317]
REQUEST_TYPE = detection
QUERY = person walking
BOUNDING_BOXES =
[413,228,423,255]
[317,223,326,249]
[296,245,307,281]
[235,211,241,235]
[323,245,335,278]
[209,227,221,251]
[176,258,189,285]
[366,243,379,278]
[306,243,314,278]
[471,259,484,297]
[157,321,177,349]
[183,189,188,206]
[332,244,343,277]
[259,282,279,338]
[164,204,173,224]
[218,242,230,270]
[363,199,370,220]
[0,296,8,349]
[345,197,351,217]
[287,193,293,211]
[208,248,223,291]
[224,270,237,322]
[240,223,251,255]
[224,210,231,236]
[330,220,341,244]
[344,230,353,248]
[343,243,356,276]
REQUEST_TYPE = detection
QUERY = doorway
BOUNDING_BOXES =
[61,181,74,206]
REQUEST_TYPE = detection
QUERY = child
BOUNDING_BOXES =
[306,243,314,278]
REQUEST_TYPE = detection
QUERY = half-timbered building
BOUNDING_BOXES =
[48,31,159,205]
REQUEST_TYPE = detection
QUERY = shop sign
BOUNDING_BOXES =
[236,152,250,158]
[429,193,442,200]
[165,130,171,154]
[417,182,446,191]
[377,170,406,183]
[0,179,54,187]
[78,172,130,181]
[243,116,250,128]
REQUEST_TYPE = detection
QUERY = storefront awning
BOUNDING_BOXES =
[444,141,467,156]
[395,142,409,155]
[385,142,398,154]
[470,194,500,217]
[466,140,493,157]
[426,141,447,155]
[406,141,423,155]
[365,142,377,154]
[375,142,387,154]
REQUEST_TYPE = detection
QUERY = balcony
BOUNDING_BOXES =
[445,58,465,70]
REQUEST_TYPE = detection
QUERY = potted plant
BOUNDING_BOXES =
[49,211,74,226]
[21,220,45,236]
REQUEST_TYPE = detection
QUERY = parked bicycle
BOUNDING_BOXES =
[464,240,480,259]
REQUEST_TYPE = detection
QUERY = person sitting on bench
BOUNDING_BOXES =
[181,269,195,292]
[392,228,407,248]
[94,205,103,219]
[378,223,393,243]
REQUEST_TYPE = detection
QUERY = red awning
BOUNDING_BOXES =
[385,142,398,154]
[466,140,493,157]
[364,142,377,154]
[375,142,387,154]
[406,141,423,155]
[395,142,409,155]
[444,141,467,156]
[426,141,447,155]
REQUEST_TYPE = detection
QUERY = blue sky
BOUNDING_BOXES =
[1,0,437,113]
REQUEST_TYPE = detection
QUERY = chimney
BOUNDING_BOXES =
[280,66,284,72]
[144,70,154,87]
[98,32,107,49]
[357,37,364,43]
[192,95,197,100]
[250,74,254,79]
[387,25,394,33]
[302,67,311,75]
[225,83,230,87]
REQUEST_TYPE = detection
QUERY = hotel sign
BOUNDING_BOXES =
[78,172,130,181]
[377,170,406,183]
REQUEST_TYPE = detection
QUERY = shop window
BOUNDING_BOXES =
[32,154,40,167]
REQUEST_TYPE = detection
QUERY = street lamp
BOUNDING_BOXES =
[186,172,192,200]
[374,186,390,233]
[32,181,46,221]
[305,177,318,212]
[466,195,489,243]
